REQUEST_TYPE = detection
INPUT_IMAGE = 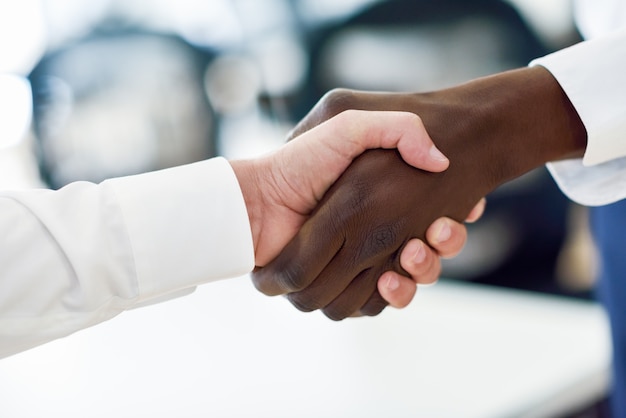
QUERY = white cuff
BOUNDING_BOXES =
[530,28,626,167]
[105,157,255,302]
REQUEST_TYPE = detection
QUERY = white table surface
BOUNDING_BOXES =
[0,278,611,418]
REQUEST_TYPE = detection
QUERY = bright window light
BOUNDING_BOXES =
[0,75,33,149]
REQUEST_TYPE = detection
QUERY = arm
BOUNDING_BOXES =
[0,158,253,358]
[252,65,587,320]
[0,110,454,358]
[233,109,472,307]
[230,109,449,267]
[532,28,626,206]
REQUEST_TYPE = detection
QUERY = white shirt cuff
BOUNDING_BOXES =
[547,158,626,206]
[530,29,626,205]
[530,28,626,167]
[105,157,255,303]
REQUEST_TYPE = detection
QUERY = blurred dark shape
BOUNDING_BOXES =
[291,0,559,117]
[290,0,587,297]
[29,28,217,188]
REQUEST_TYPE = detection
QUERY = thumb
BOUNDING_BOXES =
[361,110,449,172]
[280,110,449,205]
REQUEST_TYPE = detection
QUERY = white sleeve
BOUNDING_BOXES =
[0,157,255,358]
[530,28,626,206]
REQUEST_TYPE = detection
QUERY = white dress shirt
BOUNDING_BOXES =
[0,157,255,358]
[533,0,626,206]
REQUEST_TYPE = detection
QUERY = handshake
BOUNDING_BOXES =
[233,66,587,320]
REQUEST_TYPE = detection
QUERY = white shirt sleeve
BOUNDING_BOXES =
[0,157,255,358]
[530,28,626,206]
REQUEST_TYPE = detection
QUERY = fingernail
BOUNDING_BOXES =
[436,222,452,243]
[385,275,400,291]
[413,242,426,264]
[429,145,448,162]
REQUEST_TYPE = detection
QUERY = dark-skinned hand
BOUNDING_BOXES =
[253,66,587,320]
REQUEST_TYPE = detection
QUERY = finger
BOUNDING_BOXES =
[426,218,468,259]
[288,91,450,174]
[358,290,389,317]
[398,239,442,284]
[328,110,449,173]
[377,271,417,308]
[466,198,487,223]
[282,110,450,203]
[251,205,344,295]
[286,248,365,313]
[320,268,381,320]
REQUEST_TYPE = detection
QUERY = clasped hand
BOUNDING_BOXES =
[250,89,486,320]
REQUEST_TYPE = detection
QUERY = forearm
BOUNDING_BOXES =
[0,158,254,358]
[419,66,587,194]
[297,66,586,200]
[533,28,626,206]
[532,28,626,167]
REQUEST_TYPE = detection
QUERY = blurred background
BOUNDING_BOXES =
[0,1,612,417]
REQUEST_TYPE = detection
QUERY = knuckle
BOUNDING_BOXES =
[359,222,401,260]
[287,292,324,313]
[276,263,308,293]
[359,296,388,317]
[250,268,284,296]
[319,88,357,118]
[400,111,423,127]
[322,305,352,321]
[250,272,274,296]
[342,178,370,215]
[373,227,397,250]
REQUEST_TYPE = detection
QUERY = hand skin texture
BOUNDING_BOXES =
[230,109,453,274]
[377,209,483,309]
[252,66,587,320]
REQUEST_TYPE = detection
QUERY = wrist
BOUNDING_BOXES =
[425,66,587,193]
[229,159,263,256]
